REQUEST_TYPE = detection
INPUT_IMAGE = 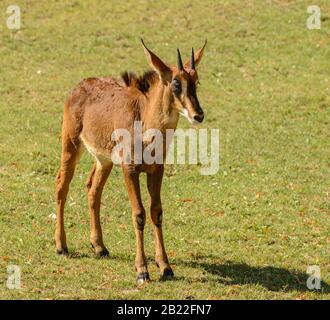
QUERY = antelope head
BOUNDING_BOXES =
[141,39,207,124]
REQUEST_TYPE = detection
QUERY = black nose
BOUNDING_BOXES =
[193,114,204,123]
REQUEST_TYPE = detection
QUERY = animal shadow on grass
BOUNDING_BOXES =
[67,250,132,262]
[179,258,329,293]
[68,251,90,259]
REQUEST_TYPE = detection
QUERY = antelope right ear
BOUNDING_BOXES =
[141,39,172,83]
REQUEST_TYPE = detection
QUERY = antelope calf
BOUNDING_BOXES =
[55,40,207,284]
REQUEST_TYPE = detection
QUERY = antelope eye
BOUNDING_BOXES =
[172,79,181,95]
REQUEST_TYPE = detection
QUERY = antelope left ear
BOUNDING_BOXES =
[141,39,172,83]
[184,39,207,69]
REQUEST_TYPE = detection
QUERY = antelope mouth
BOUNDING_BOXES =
[179,109,204,125]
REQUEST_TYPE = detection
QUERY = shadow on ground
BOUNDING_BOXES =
[178,258,329,293]
[64,250,329,293]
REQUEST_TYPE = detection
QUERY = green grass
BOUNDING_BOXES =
[0,0,329,299]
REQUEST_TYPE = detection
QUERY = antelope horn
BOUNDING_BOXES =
[177,48,184,71]
[190,47,195,70]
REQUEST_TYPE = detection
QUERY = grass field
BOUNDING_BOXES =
[0,0,329,299]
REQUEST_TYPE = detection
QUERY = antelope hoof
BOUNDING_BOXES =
[136,272,150,285]
[160,268,174,281]
[91,243,109,258]
[95,248,109,258]
[56,248,69,256]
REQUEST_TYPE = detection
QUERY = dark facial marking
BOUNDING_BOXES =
[187,79,197,96]
[187,80,202,113]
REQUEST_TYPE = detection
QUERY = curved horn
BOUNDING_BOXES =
[177,48,184,71]
[190,47,195,70]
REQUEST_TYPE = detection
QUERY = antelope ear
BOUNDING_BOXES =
[141,39,172,83]
[184,40,207,69]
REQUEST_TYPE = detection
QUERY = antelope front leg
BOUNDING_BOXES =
[147,165,174,281]
[122,166,149,285]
